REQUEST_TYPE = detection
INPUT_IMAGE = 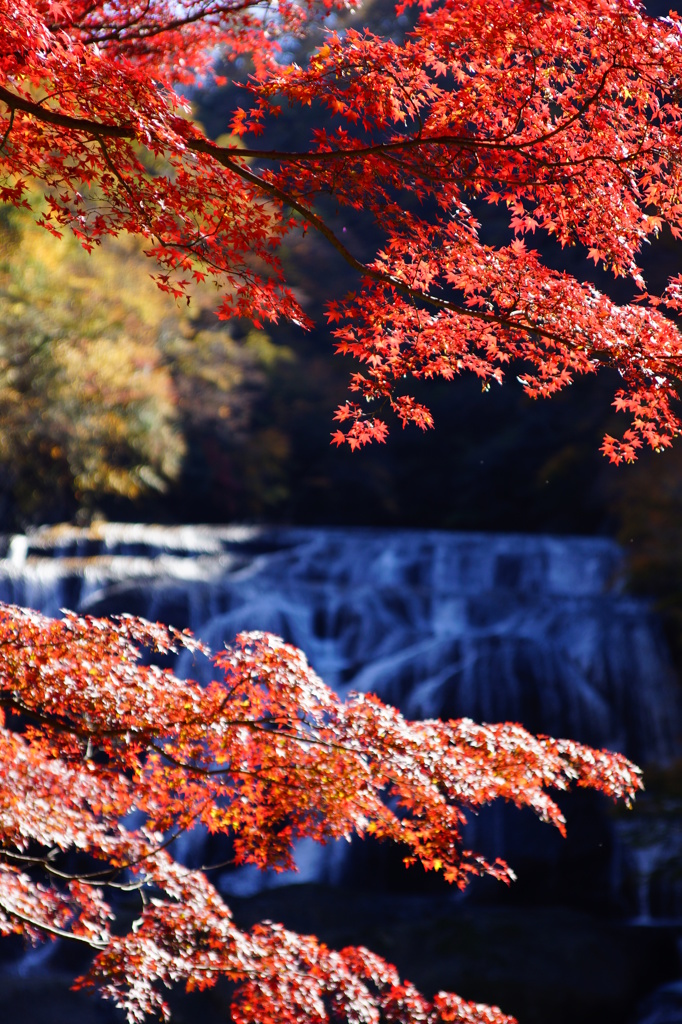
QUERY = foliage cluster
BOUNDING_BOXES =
[1,1,682,1022]
[0,605,641,1023]
[5,0,682,461]
[0,201,290,524]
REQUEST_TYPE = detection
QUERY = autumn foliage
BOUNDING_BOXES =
[3,1,682,460]
[0,605,641,1022]
[0,199,287,523]
[0,0,668,1020]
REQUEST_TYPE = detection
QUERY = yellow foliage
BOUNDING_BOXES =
[0,195,289,520]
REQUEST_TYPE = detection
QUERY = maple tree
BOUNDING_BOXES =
[0,0,669,1020]
[0,605,641,1023]
[4,0,682,460]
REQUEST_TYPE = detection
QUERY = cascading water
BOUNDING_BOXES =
[0,523,680,903]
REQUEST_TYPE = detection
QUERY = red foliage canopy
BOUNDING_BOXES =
[0,605,641,1022]
[3,0,682,459]
[0,2,659,1019]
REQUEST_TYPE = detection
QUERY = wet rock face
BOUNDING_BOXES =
[1,524,679,765]
[2,523,681,904]
[633,980,682,1024]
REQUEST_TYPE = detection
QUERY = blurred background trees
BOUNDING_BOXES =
[0,198,291,526]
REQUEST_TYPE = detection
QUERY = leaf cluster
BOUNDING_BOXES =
[0,605,641,1022]
[4,1,682,460]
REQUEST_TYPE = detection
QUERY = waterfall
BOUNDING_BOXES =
[1,523,677,762]
[633,978,682,1024]
[1,523,680,900]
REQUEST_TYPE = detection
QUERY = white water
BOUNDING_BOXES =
[1,523,680,899]
[1,523,677,763]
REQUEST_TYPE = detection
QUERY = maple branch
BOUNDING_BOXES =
[70,0,154,40]
[507,37,539,140]
[0,849,146,891]
[222,61,617,166]
[0,85,131,139]
[0,78,674,374]
[0,693,142,739]
[0,65,629,182]
[0,905,109,949]
[223,163,676,370]
[0,105,14,153]
[215,151,591,348]
[0,812,221,885]
[73,0,260,47]
[148,736,350,782]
